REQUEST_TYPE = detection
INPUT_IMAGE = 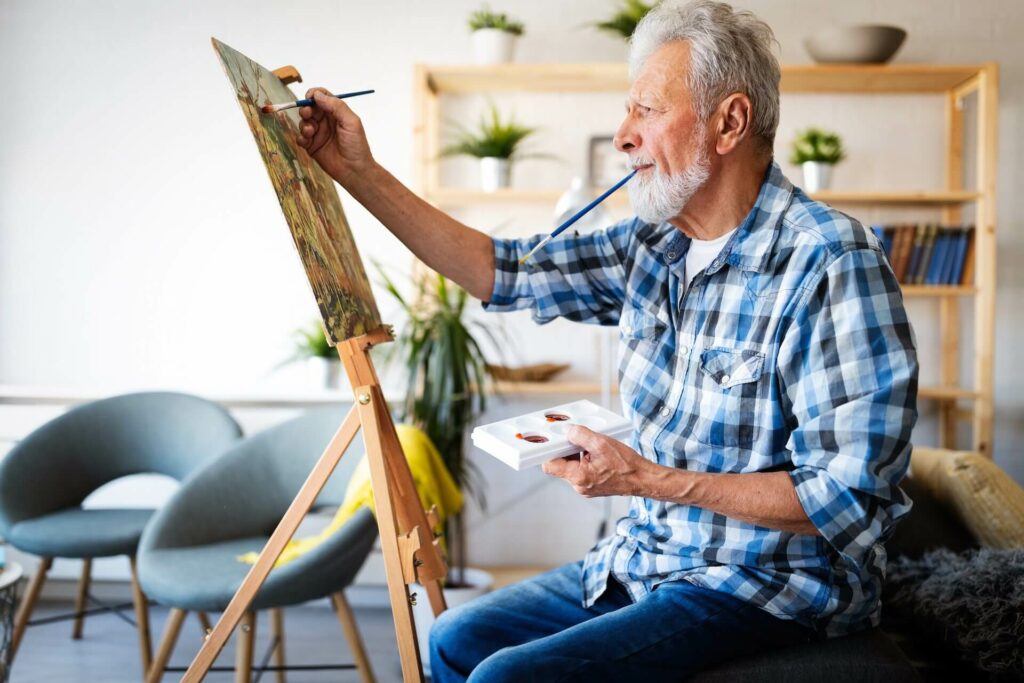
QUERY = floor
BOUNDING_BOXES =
[12,599,406,682]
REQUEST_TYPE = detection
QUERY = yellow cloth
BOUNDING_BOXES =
[239,423,464,567]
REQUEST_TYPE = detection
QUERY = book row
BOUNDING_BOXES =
[871,224,975,286]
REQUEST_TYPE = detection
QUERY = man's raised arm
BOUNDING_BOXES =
[296,87,495,301]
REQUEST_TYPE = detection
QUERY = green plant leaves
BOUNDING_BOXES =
[789,127,846,164]
[441,103,538,160]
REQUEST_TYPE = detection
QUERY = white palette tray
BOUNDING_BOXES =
[471,400,633,470]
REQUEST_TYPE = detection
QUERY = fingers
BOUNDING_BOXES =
[543,456,578,478]
[566,425,603,451]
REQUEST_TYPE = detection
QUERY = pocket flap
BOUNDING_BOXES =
[619,308,665,340]
[699,348,764,388]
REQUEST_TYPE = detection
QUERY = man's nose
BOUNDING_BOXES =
[614,116,638,153]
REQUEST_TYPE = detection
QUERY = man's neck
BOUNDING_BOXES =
[670,156,770,241]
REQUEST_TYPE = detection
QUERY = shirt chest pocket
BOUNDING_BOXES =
[687,347,766,450]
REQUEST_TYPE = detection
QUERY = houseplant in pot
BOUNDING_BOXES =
[790,127,846,192]
[374,264,504,672]
[285,320,342,389]
[593,0,654,40]
[468,5,524,64]
[442,103,540,192]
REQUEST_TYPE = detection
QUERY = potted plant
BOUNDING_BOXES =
[593,0,654,40]
[468,5,524,64]
[442,103,540,192]
[375,264,505,674]
[285,321,341,389]
[790,127,846,192]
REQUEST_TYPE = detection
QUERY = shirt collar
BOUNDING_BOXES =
[640,160,793,274]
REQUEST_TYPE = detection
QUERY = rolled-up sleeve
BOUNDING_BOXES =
[778,246,918,572]
[483,219,637,326]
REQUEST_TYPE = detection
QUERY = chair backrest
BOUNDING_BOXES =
[139,404,360,551]
[0,391,242,534]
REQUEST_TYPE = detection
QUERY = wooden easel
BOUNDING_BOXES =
[180,325,448,682]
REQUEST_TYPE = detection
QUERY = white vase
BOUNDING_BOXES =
[801,161,834,192]
[322,358,341,389]
[472,28,517,65]
[411,567,494,677]
[480,157,511,192]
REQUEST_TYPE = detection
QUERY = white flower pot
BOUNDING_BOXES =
[480,157,511,192]
[801,161,834,193]
[311,357,341,389]
[472,28,517,65]
[412,567,494,677]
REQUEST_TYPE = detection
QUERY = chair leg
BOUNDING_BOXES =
[9,556,52,664]
[128,556,153,676]
[235,611,256,683]
[270,608,285,683]
[197,611,212,637]
[146,608,187,683]
[71,558,92,640]
[331,592,376,683]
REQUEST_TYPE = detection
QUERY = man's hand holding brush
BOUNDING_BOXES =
[296,87,497,301]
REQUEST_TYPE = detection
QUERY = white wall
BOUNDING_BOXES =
[1,0,1022,574]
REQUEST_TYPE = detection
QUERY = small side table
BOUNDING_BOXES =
[0,564,23,683]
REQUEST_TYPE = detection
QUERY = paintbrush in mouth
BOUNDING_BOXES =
[518,168,640,266]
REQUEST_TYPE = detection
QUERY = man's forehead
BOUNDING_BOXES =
[630,41,690,102]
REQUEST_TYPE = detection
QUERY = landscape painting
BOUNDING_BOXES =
[212,37,381,343]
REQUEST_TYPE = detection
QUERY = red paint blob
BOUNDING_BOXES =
[515,433,548,443]
[544,413,570,422]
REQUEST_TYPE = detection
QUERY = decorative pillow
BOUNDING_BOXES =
[910,447,1024,549]
[886,548,1024,678]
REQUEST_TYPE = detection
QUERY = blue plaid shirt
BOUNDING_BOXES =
[483,161,918,636]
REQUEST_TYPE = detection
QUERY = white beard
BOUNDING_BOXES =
[628,133,711,224]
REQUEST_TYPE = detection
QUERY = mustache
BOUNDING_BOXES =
[628,155,656,171]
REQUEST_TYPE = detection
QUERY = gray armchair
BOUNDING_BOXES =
[0,391,242,677]
[137,405,378,682]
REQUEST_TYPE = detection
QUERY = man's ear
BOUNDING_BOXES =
[715,93,753,156]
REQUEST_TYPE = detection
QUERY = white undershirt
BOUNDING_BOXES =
[684,228,737,293]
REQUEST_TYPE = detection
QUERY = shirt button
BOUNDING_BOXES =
[623,325,633,334]
[721,374,731,385]
[660,407,670,417]
[667,251,677,260]
[680,345,689,356]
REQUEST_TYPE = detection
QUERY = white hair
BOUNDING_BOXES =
[629,0,781,151]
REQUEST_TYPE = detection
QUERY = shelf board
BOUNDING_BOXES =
[422,63,989,95]
[494,382,980,401]
[426,187,978,208]
[810,190,979,204]
[917,386,979,401]
[902,285,977,296]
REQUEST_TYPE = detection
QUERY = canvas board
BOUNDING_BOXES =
[212,38,381,344]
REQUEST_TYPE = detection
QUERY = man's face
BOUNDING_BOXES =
[615,41,711,224]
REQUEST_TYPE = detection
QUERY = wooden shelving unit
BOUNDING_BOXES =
[413,62,999,455]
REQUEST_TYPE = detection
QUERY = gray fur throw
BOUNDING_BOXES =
[886,548,1024,677]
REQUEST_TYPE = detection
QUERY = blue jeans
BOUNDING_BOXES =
[429,561,813,682]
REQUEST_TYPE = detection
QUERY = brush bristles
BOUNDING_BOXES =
[261,102,295,114]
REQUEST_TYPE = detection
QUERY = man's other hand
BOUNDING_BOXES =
[542,425,654,498]
[296,87,374,186]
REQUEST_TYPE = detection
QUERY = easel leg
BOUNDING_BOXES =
[180,405,361,682]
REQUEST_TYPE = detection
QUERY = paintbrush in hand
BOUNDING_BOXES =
[518,169,638,266]
[262,89,375,114]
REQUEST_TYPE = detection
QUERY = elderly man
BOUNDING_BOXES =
[297,0,918,679]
